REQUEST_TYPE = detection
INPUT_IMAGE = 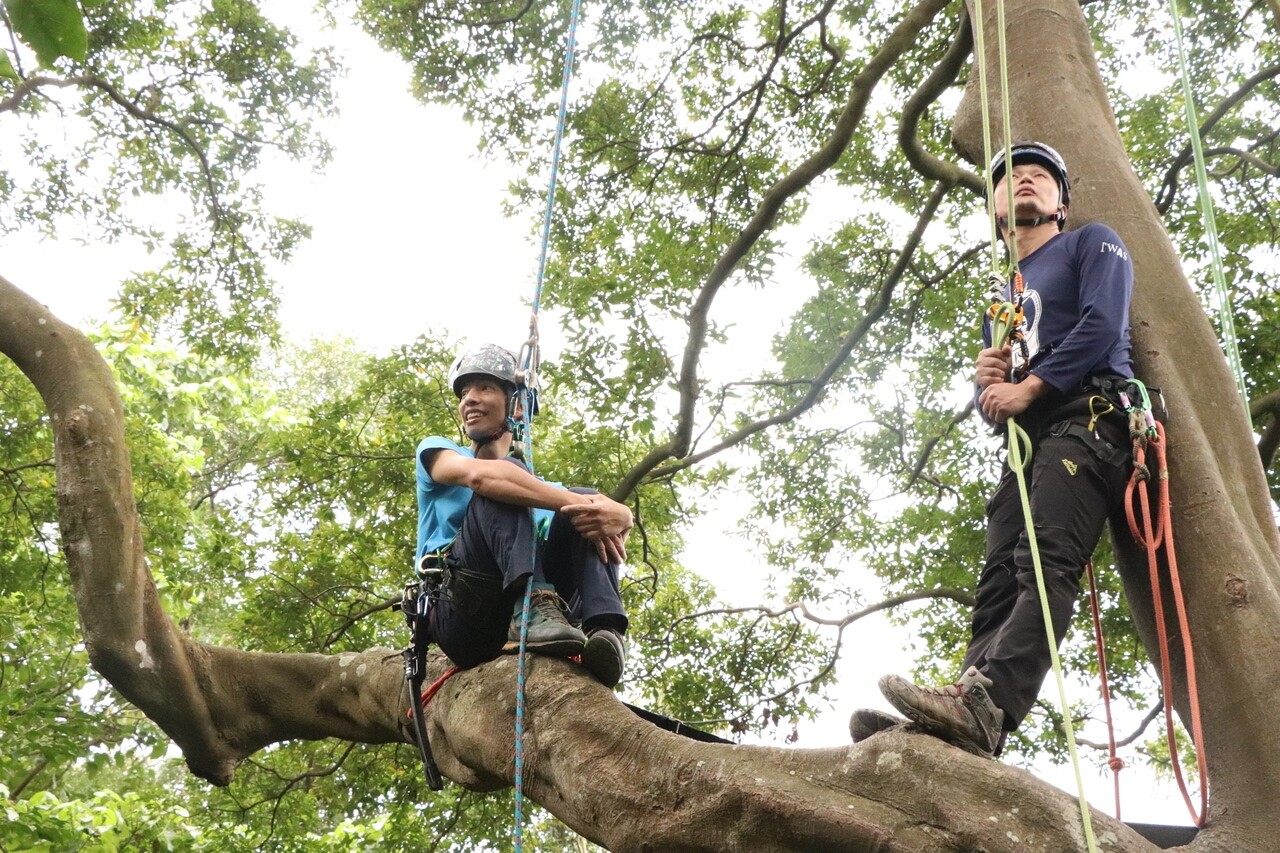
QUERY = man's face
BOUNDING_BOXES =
[992,161,1063,223]
[458,377,510,439]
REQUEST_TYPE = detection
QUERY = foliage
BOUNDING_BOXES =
[3,0,1280,847]
[0,0,339,362]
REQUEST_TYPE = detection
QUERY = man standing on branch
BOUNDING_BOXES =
[416,344,631,687]
[870,142,1136,757]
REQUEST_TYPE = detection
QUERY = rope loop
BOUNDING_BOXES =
[1123,421,1210,825]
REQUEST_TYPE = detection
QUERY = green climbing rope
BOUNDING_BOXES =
[1167,0,1251,426]
[973,1,1099,849]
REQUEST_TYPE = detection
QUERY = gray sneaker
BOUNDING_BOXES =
[878,666,1005,757]
[848,708,905,743]
[504,586,586,657]
[581,628,626,688]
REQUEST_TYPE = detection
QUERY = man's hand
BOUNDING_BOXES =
[975,344,1013,388]
[561,493,633,564]
[979,374,1047,423]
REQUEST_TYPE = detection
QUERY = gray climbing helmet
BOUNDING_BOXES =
[988,141,1071,208]
[447,344,519,398]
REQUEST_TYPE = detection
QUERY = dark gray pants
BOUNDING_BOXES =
[428,470,627,668]
[962,412,1130,729]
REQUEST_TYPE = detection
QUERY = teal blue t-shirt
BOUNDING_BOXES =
[414,437,556,570]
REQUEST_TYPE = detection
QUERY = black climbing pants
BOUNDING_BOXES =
[427,462,627,668]
[961,409,1131,729]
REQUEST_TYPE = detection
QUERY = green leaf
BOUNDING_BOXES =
[6,0,89,65]
[0,50,17,79]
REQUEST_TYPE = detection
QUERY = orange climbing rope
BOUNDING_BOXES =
[1123,420,1209,826]
[1085,562,1125,819]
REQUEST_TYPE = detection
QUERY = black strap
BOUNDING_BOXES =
[1049,419,1131,468]
[401,583,444,791]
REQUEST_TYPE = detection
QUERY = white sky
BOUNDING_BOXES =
[0,11,1194,829]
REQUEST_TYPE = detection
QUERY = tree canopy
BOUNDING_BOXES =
[2,0,1279,850]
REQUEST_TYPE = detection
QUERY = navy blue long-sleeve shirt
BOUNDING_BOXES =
[977,222,1134,425]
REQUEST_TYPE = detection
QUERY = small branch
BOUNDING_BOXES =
[8,756,51,800]
[1076,701,1163,751]
[1155,62,1280,212]
[614,0,954,500]
[907,401,975,487]
[667,586,975,636]
[639,181,954,486]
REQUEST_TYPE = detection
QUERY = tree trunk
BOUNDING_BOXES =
[953,1,1280,850]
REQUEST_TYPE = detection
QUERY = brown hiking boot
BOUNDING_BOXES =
[502,585,585,657]
[878,666,1005,757]
[848,708,905,743]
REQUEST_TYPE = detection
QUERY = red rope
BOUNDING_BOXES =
[406,665,461,719]
[1124,421,1209,827]
[1085,561,1124,820]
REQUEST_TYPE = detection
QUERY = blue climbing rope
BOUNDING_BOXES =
[513,0,584,848]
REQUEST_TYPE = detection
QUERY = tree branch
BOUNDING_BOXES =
[635,180,953,488]
[1155,62,1280,212]
[615,0,954,499]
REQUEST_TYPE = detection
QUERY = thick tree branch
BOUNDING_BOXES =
[898,7,980,191]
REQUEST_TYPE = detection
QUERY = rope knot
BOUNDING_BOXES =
[1108,757,1126,772]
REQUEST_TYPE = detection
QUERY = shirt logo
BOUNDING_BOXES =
[1062,459,1078,476]
[1101,242,1129,260]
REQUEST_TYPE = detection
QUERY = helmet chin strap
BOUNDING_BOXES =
[999,209,1067,229]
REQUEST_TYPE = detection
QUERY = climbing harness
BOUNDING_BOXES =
[398,559,451,791]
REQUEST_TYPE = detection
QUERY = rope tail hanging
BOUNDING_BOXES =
[513,0,584,848]
[972,1,1098,848]
[1122,399,1210,827]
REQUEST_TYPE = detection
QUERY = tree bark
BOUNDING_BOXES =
[953,1,1280,851]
